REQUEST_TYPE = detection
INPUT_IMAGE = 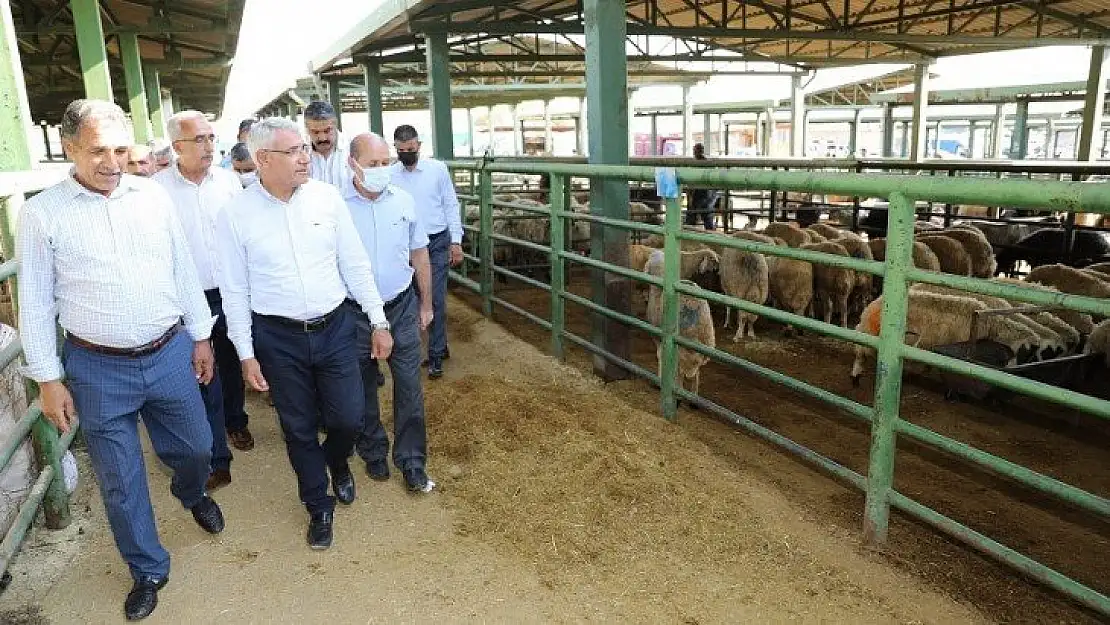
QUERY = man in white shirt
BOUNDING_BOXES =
[18,99,225,621]
[390,125,463,379]
[219,119,255,169]
[154,110,248,489]
[344,133,436,493]
[216,117,393,550]
[305,101,349,187]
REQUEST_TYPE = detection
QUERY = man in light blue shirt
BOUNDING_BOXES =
[390,125,462,379]
[344,132,436,492]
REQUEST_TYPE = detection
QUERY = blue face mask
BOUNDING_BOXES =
[360,165,392,193]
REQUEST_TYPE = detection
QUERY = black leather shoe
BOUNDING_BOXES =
[403,467,436,493]
[124,577,168,621]
[366,459,390,481]
[190,496,224,534]
[422,348,450,368]
[307,511,333,550]
[428,359,444,379]
[332,469,356,505]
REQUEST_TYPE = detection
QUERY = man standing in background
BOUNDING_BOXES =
[390,125,462,379]
[305,101,348,187]
[154,110,247,484]
[220,119,255,169]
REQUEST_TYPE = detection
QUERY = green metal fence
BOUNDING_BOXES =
[446,158,1110,616]
[0,184,76,581]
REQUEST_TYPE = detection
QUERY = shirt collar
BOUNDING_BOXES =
[252,179,305,205]
[65,168,141,200]
[170,162,214,186]
[394,158,424,173]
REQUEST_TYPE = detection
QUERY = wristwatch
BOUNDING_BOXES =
[371,319,391,333]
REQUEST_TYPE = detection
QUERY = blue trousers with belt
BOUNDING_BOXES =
[64,330,212,582]
[425,229,451,361]
[355,284,427,471]
[252,304,364,514]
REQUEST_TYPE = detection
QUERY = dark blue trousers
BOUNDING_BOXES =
[64,330,212,582]
[201,291,232,471]
[206,290,249,433]
[355,285,427,471]
[425,229,451,361]
[252,305,364,514]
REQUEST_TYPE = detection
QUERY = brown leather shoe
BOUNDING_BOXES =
[205,469,231,491]
[228,428,254,451]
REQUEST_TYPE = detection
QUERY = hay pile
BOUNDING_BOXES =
[427,373,792,588]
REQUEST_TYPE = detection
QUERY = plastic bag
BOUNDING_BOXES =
[654,167,681,199]
[61,450,78,494]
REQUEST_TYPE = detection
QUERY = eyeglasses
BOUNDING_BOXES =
[175,134,217,145]
[260,144,311,157]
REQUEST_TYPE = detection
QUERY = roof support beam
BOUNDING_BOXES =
[425,32,454,159]
[144,66,163,139]
[361,61,383,136]
[1078,46,1108,161]
[71,0,113,101]
[120,33,151,142]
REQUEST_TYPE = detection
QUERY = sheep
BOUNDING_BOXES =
[643,248,721,282]
[834,235,875,320]
[911,283,1066,360]
[1083,319,1110,366]
[630,201,663,225]
[807,222,845,240]
[934,227,996,278]
[1026,264,1110,300]
[991,276,1096,337]
[1083,261,1110,277]
[762,222,809,248]
[805,230,827,243]
[869,238,943,272]
[731,231,777,246]
[1081,267,1110,284]
[719,246,769,341]
[645,277,716,396]
[850,290,1041,386]
[1031,312,1082,354]
[917,235,973,276]
[766,242,814,335]
[801,241,854,328]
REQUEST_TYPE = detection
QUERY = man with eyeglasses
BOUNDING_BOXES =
[390,125,463,380]
[216,117,392,550]
[154,111,244,489]
[305,101,349,188]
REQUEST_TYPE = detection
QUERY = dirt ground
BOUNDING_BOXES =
[458,268,1110,625]
[0,297,1001,624]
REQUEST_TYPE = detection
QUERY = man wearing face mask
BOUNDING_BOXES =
[390,125,463,380]
[344,133,435,492]
[154,111,251,472]
[229,142,257,187]
[305,101,348,188]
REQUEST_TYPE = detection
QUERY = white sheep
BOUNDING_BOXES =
[645,279,716,397]
[720,246,769,341]
[1027,264,1110,300]
[1083,319,1110,366]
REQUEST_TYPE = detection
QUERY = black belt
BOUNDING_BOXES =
[384,283,413,313]
[67,322,182,358]
[254,304,343,333]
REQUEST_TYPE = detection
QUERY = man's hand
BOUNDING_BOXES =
[241,358,269,392]
[193,340,215,385]
[371,329,394,361]
[419,304,433,331]
[40,381,77,434]
[449,243,464,267]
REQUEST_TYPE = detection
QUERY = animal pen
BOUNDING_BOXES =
[445,159,1110,617]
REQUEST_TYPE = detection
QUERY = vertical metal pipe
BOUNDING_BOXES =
[425,32,454,158]
[863,191,916,545]
[577,97,587,157]
[550,174,567,360]
[790,74,805,157]
[660,195,682,420]
[119,33,151,144]
[512,104,522,156]
[467,107,475,157]
[0,0,33,172]
[1079,45,1108,162]
[543,99,553,155]
[991,104,1007,158]
[31,419,70,529]
[881,104,895,157]
[40,124,52,160]
[327,78,343,131]
[478,169,493,317]
[650,113,658,156]
[144,68,164,140]
[682,84,694,155]
[362,62,384,136]
[763,107,775,156]
[70,0,113,101]
[1012,99,1029,160]
[702,112,711,153]
[910,64,930,161]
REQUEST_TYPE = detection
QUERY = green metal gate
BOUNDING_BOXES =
[446,159,1110,616]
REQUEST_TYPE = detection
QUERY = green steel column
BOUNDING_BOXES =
[119,34,151,144]
[659,195,682,420]
[467,108,475,157]
[585,0,631,381]
[991,104,1006,158]
[70,0,112,101]
[1011,99,1029,160]
[549,174,567,360]
[144,68,164,139]
[681,84,694,155]
[863,191,916,545]
[649,114,658,155]
[850,108,863,156]
[790,74,805,157]
[1078,46,1108,161]
[361,61,384,135]
[881,104,894,157]
[762,108,775,156]
[31,418,71,529]
[577,97,587,157]
[702,112,711,153]
[327,79,343,131]
[511,104,522,155]
[966,121,977,158]
[909,64,930,161]
[425,32,454,159]
[0,0,34,171]
[478,169,493,317]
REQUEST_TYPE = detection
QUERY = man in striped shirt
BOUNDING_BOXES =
[305,101,349,188]
[17,99,224,621]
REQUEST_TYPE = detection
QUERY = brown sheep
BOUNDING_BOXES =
[917,235,972,276]
[762,222,809,248]
[1026,264,1110,300]
[991,276,1097,336]
[720,246,769,341]
[936,226,996,278]
[766,242,814,336]
[645,278,716,396]
[807,222,845,240]
[801,241,855,328]
[869,238,943,272]
[1083,261,1110,277]
[834,235,875,320]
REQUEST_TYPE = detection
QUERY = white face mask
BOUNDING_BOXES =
[238,171,258,187]
[359,165,392,193]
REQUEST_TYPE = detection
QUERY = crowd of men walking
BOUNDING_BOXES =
[17,98,461,620]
